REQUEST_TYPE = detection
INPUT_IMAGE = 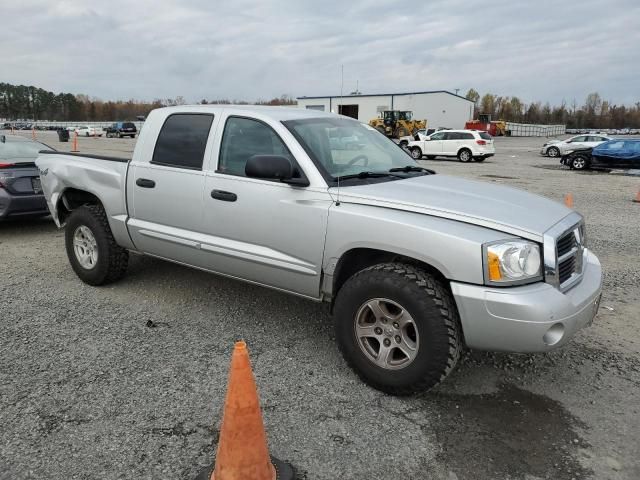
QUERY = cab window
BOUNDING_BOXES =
[218,116,293,177]
[151,114,214,170]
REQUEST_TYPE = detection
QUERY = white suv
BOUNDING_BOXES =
[407,129,495,162]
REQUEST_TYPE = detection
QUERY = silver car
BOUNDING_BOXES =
[541,134,610,157]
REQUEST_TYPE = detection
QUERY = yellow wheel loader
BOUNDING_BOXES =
[369,111,427,139]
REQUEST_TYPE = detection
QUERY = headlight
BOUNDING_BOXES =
[484,240,542,286]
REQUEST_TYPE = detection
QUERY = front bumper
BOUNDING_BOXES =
[0,189,49,219]
[450,250,602,352]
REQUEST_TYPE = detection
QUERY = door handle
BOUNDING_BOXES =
[211,189,237,202]
[136,178,156,188]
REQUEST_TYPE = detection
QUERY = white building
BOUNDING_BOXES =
[297,90,474,129]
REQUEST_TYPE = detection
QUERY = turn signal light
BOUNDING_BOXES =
[487,251,502,281]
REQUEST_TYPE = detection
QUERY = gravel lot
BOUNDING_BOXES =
[1,131,639,480]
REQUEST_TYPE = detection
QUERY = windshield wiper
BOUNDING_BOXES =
[333,171,403,181]
[388,166,436,174]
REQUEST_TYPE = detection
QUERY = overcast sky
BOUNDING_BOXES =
[2,0,639,106]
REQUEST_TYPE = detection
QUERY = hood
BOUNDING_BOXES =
[332,175,573,241]
[544,139,564,145]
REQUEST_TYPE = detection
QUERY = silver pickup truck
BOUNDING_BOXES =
[36,106,602,395]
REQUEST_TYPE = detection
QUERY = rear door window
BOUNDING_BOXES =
[479,132,492,140]
[151,114,214,170]
[459,132,475,140]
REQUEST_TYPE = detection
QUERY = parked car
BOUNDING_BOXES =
[0,135,55,220]
[407,129,495,162]
[561,139,640,170]
[36,105,602,395]
[398,128,450,148]
[398,129,426,148]
[75,125,103,137]
[541,134,610,158]
[105,122,137,138]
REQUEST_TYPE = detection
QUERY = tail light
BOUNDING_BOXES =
[0,170,13,189]
[476,140,487,145]
[0,162,15,168]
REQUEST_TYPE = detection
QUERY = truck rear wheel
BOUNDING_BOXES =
[334,263,462,395]
[65,205,129,286]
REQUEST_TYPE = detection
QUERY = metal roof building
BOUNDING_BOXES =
[297,90,474,129]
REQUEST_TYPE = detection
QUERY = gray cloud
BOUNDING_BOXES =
[2,0,639,105]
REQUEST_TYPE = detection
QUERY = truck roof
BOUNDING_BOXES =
[157,104,337,122]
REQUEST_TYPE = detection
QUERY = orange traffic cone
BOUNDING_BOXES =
[197,341,294,480]
[71,131,79,152]
[633,189,640,203]
[564,193,574,208]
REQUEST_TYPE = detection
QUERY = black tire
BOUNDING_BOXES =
[399,140,408,149]
[571,155,589,170]
[106,132,112,138]
[547,146,560,157]
[85,132,89,137]
[457,148,472,162]
[130,135,136,138]
[410,147,422,159]
[65,205,129,286]
[117,132,122,138]
[334,263,462,395]
[426,155,436,160]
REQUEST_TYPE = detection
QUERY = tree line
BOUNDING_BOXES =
[3,82,637,128]
[0,83,296,122]
[465,89,640,128]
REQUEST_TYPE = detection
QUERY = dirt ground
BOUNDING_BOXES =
[1,130,639,480]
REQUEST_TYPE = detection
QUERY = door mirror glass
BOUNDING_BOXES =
[245,155,293,180]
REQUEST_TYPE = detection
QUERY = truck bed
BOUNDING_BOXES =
[35,150,131,248]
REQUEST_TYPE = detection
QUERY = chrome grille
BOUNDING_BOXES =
[557,230,578,285]
[543,213,585,292]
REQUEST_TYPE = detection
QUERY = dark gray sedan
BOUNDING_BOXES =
[0,135,55,220]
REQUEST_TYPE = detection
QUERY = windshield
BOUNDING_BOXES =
[283,117,418,182]
[0,139,54,160]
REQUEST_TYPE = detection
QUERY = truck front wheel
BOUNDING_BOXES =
[334,263,462,395]
[65,205,129,286]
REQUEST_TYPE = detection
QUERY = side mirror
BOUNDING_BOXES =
[245,155,309,186]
